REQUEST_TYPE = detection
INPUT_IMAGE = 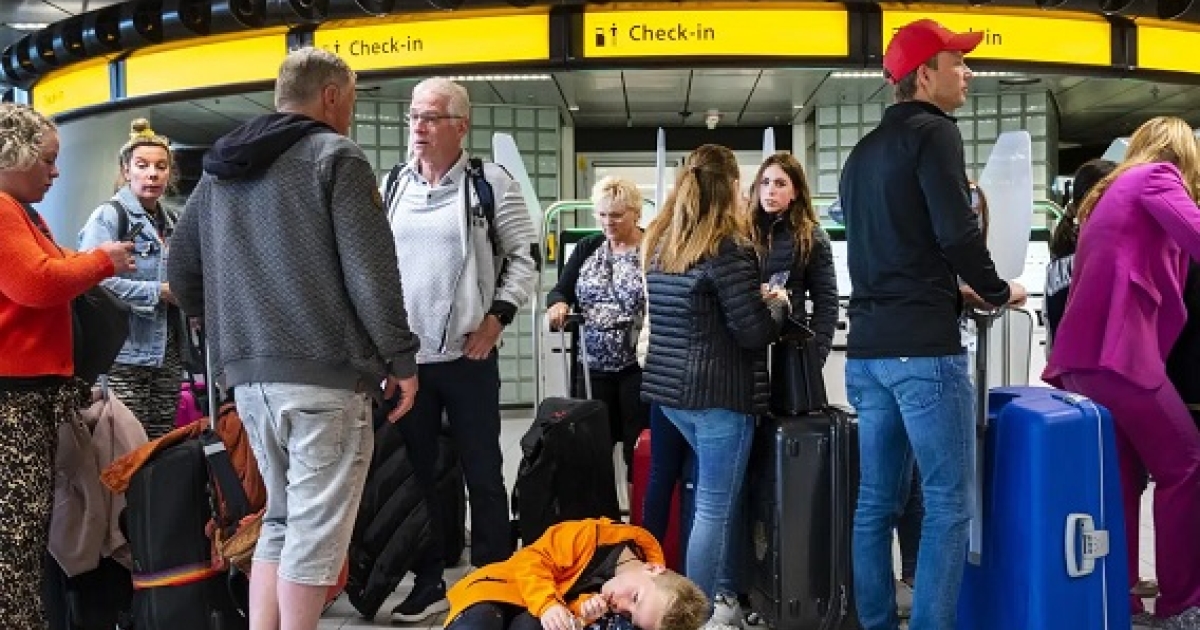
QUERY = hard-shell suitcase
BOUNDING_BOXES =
[956,386,1130,630]
[513,316,620,546]
[630,428,685,571]
[747,407,860,630]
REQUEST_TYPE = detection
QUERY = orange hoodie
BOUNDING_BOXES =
[445,519,664,626]
[0,192,113,378]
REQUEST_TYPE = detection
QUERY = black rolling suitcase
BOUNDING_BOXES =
[747,319,860,630]
[124,439,248,630]
[512,315,621,546]
[747,409,860,630]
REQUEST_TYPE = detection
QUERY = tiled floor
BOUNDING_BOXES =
[319,412,1160,629]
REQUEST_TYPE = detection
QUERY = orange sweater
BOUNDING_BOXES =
[0,193,114,378]
[445,519,665,626]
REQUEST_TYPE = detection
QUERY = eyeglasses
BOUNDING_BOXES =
[404,112,464,126]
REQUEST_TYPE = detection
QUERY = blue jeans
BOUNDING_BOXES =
[845,355,974,630]
[643,403,690,543]
[661,406,754,601]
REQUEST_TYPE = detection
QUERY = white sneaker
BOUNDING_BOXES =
[895,580,914,620]
[709,594,742,627]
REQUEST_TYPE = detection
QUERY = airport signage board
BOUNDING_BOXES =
[124,30,288,98]
[34,57,111,117]
[1136,20,1200,75]
[881,5,1112,67]
[581,4,849,59]
[314,11,551,72]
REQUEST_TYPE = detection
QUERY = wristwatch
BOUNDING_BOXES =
[489,309,515,326]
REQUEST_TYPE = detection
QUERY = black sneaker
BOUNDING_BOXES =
[391,580,449,623]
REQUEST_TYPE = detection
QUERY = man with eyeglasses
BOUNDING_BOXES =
[381,77,538,623]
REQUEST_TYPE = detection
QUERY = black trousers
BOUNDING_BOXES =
[447,602,542,630]
[574,364,649,481]
[401,352,513,583]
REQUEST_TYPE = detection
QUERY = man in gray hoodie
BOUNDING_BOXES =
[168,47,419,630]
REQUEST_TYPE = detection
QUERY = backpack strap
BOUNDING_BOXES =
[467,157,500,256]
[200,426,251,532]
[108,201,130,241]
[383,163,404,216]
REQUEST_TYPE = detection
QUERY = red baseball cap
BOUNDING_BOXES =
[883,19,984,83]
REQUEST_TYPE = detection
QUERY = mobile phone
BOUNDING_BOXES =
[768,270,790,291]
[124,222,146,242]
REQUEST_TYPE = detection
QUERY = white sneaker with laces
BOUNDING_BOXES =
[708,594,742,627]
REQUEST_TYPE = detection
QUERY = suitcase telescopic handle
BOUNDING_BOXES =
[559,313,592,399]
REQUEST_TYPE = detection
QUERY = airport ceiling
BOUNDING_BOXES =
[3,1,1199,148]
[142,69,1200,148]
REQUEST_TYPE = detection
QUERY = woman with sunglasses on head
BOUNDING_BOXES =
[78,119,181,439]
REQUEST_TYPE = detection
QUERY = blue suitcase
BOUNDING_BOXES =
[957,386,1130,630]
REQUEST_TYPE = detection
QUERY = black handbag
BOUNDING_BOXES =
[769,316,828,416]
[71,285,130,386]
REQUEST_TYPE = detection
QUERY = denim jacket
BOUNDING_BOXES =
[78,186,176,367]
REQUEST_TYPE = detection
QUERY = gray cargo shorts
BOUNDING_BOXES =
[236,382,373,586]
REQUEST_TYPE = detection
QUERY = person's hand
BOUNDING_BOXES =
[960,285,990,310]
[540,604,579,630]
[580,594,610,624]
[463,315,504,360]
[1007,281,1028,308]
[97,241,135,274]
[383,375,418,422]
[159,283,176,305]
[547,303,570,331]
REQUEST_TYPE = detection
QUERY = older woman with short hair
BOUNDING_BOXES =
[0,103,133,628]
[546,176,650,478]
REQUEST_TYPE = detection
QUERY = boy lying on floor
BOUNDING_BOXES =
[444,518,708,630]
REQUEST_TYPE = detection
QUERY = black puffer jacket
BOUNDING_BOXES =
[345,418,432,618]
[756,212,839,361]
[642,238,782,414]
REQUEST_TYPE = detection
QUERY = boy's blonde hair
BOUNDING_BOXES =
[650,570,709,630]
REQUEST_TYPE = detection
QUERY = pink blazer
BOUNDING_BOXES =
[1044,162,1200,390]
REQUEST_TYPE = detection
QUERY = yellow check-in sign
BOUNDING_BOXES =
[582,4,849,59]
[124,29,288,98]
[34,57,112,117]
[314,10,550,72]
[881,5,1112,67]
[1136,19,1200,75]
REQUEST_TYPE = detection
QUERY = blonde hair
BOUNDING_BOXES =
[651,570,709,630]
[275,47,355,110]
[592,176,642,216]
[1077,116,1200,223]
[414,78,471,118]
[0,104,54,172]
[643,144,748,274]
[748,152,818,264]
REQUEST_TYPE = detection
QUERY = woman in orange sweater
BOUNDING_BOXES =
[0,104,134,629]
